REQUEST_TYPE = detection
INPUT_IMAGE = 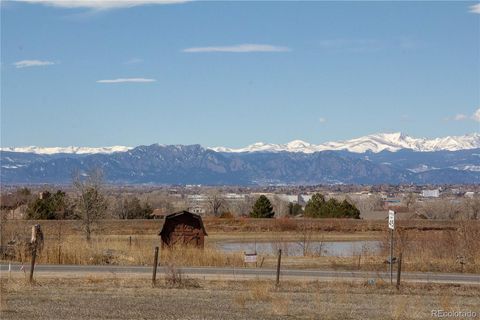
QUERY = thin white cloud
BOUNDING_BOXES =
[96,78,156,83]
[469,4,480,14]
[453,114,468,121]
[445,109,480,122]
[318,117,327,123]
[13,60,55,68]
[182,44,291,53]
[472,108,480,122]
[124,58,143,64]
[14,0,188,10]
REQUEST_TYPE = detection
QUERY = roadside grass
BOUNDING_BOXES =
[380,221,480,273]
[2,219,479,273]
[2,276,479,320]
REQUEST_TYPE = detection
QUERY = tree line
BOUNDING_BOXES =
[20,188,361,221]
[249,193,360,219]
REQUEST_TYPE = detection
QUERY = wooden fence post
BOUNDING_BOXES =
[58,245,62,264]
[152,246,159,285]
[276,249,282,286]
[396,252,403,290]
[29,245,37,284]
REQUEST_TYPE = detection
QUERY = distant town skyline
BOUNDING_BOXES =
[1,1,479,148]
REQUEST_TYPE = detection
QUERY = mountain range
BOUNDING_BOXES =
[2,132,479,155]
[1,133,479,185]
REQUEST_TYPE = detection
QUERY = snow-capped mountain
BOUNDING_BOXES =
[1,141,479,185]
[210,132,480,154]
[0,146,132,155]
[1,132,479,156]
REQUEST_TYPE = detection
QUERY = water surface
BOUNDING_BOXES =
[216,240,381,257]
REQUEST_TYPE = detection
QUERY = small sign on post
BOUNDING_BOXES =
[388,210,395,284]
[388,210,395,230]
[244,253,257,264]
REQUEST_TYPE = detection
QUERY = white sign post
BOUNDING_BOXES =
[388,210,395,284]
[388,210,395,230]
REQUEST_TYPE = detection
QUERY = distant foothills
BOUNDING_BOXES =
[1,132,479,185]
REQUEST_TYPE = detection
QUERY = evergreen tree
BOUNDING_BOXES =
[339,199,361,219]
[304,193,325,217]
[250,195,275,218]
[304,193,360,219]
[26,190,72,219]
[324,198,341,217]
[123,197,154,219]
[288,202,303,216]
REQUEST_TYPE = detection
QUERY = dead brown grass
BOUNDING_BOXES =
[2,218,473,236]
[380,221,480,273]
[3,219,480,273]
[2,276,479,320]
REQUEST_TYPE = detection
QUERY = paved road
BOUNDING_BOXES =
[1,263,479,284]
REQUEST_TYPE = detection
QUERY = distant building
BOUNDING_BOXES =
[188,205,206,215]
[150,208,167,219]
[422,189,440,198]
[224,193,246,200]
[187,194,208,201]
[277,194,299,203]
[298,194,312,206]
[465,192,475,198]
[451,189,461,195]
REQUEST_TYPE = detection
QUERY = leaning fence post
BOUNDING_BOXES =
[396,252,403,290]
[152,246,159,285]
[276,249,282,286]
[29,245,37,284]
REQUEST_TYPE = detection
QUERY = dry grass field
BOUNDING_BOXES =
[1,217,468,236]
[1,276,479,320]
[2,218,480,273]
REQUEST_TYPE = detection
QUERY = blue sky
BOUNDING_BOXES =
[1,0,479,148]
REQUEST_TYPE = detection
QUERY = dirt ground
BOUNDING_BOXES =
[1,276,479,320]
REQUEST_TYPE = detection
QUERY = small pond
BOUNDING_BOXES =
[216,240,381,257]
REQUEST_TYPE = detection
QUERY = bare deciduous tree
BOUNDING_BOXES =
[297,221,314,256]
[419,199,460,220]
[464,196,480,220]
[206,192,225,216]
[72,168,108,241]
[272,196,290,217]
[403,192,418,211]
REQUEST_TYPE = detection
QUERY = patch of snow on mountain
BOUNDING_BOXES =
[209,132,480,154]
[0,146,132,155]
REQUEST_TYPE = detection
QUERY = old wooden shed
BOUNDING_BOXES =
[159,211,208,248]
